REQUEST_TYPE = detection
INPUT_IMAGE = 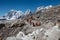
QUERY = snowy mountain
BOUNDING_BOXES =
[45,5,52,9]
[0,9,32,20]
[5,9,24,20]
[0,5,53,20]
[36,5,53,12]
[25,9,31,15]
[0,17,6,20]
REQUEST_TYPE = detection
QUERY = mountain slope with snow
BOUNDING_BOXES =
[36,5,53,12]
[5,9,24,20]
[0,5,54,20]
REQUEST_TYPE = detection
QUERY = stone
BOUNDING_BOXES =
[6,37,17,40]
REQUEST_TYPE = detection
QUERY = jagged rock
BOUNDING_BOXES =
[32,21,41,26]
[0,23,5,29]
[6,37,17,40]
[11,21,26,28]
[26,18,41,26]
[16,31,25,40]
[15,28,45,40]
[0,36,2,40]
[45,25,60,40]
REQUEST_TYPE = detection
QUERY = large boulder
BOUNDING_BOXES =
[11,21,26,28]
[6,37,17,40]
[0,23,5,29]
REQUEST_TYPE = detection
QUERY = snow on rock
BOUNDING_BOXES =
[16,31,25,40]
[16,10,24,18]
[4,9,32,20]
[36,5,53,12]
[6,25,60,40]
[6,9,24,20]
[16,28,45,40]
[36,6,45,12]
[6,37,17,40]
[6,28,45,40]
[0,17,6,20]
[25,9,31,15]
[45,25,60,40]
[45,5,52,9]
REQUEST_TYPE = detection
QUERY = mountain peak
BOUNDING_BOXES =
[25,9,31,15]
[3,9,32,20]
[36,5,53,12]
[45,5,53,9]
[5,10,24,20]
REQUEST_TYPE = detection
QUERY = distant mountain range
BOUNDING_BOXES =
[0,5,58,20]
[0,9,32,20]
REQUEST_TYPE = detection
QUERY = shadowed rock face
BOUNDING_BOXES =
[0,23,5,29]
[0,34,2,40]
[0,20,26,40]
[11,22,26,28]
[58,38,60,40]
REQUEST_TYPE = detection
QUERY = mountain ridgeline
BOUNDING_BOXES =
[0,5,60,40]
[0,5,55,20]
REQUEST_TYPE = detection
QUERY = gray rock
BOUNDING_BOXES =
[6,37,17,40]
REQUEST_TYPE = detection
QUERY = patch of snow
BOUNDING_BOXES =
[6,37,17,40]
[36,6,45,12]
[36,5,53,12]
[45,25,60,40]
[16,31,25,39]
[45,5,52,9]
[6,28,45,40]
[24,9,32,16]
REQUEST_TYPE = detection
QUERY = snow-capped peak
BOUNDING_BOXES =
[36,6,45,12]
[45,5,52,9]
[49,5,52,7]
[15,10,24,18]
[2,9,32,20]
[36,5,53,12]
[25,9,31,15]
[6,9,24,20]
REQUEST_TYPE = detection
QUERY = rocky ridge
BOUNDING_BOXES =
[0,5,60,40]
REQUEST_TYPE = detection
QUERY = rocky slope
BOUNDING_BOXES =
[0,5,60,40]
